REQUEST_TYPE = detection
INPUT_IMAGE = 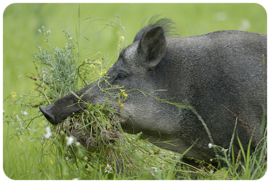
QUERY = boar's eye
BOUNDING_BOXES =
[116,73,127,80]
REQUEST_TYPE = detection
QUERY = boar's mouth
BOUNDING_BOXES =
[39,101,125,126]
[39,106,56,124]
[39,103,84,125]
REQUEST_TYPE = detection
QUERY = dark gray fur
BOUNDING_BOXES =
[40,17,266,163]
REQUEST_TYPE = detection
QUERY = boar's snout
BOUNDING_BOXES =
[39,106,57,125]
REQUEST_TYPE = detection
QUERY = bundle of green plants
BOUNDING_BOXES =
[6,24,190,180]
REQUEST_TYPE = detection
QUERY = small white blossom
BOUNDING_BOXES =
[151,167,158,172]
[84,156,88,161]
[208,143,213,148]
[21,111,28,115]
[151,167,158,176]
[222,148,228,152]
[38,29,41,33]
[47,30,51,34]
[66,136,74,146]
[210,169,214,174]
[105,164,112,173]
[65,156,69,160]
[44,126,52,139]
[76,142,80,146]
[69,37,73,40]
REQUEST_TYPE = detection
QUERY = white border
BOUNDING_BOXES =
[1,1,268,183]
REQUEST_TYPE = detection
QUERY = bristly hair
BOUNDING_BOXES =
[133,14,178,42]
[144,14,178,37]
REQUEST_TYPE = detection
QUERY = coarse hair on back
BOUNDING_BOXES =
[133,15,178,42]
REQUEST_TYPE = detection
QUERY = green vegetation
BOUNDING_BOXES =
[3,3,267,180]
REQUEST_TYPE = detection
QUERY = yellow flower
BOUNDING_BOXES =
[96,60,101,65]
[30,88,35,94]
[91,152,96,157]
[39,121,46,127]
[11,92,17,100]
[101,164,105,168]
[118,98,124,108]
[49,158,54,165]
[89,64,95,68]
[117,36,125,50]
[120,89,128,100]
[119,36,125,42]
[159,164,164,170]
[103,69,107,76]
[98,69,107,76]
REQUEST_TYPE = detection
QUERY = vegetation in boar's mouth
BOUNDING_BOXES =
[27,25,144,173]
[56,103,121,151]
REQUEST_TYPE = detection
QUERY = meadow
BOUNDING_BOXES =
[2,3,267,180]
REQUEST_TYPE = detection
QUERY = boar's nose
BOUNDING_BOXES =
[39,106,57,125]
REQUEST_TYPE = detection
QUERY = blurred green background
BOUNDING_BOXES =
[2,3,267,180]
[3,3,266,106]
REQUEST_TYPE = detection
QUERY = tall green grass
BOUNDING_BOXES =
[3,3,267,180]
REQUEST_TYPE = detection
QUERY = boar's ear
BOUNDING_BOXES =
[139,25,166,68]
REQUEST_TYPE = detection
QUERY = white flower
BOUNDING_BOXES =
[76,142,80,146]
[208,143,213,148]
[65,156,69,160]
[3,110,5,113]
[38,29,41,33]
[47,30,51,34]
[44,126,52,139]
[72,178,78,180]
[21,111,28,115]
[84,156,88,161]
[105,164,112,173]
[222,148,228,152]
[69,37,73,40]
[151,167,158,176]
[66,136,74,146]
[210,169,214,174]
[151,167,158,172]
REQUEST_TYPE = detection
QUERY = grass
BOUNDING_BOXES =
[3,3,267,180]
